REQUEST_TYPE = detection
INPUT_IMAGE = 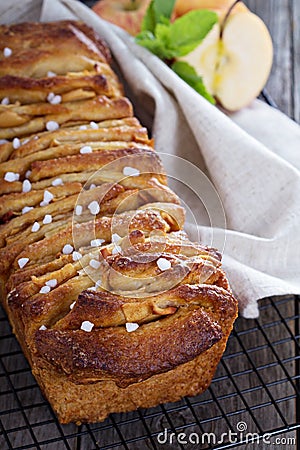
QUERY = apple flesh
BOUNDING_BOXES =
[93,0,151,36]
[179,9,273,111]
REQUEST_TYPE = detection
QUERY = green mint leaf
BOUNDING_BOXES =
[136,24,176,60]
[154,0,176,20]
[158,16,171,26]
[169,10,218,56]
[141,0,176,33]
[154,24,176,58]
[137,3,218,103]
[171,61,216,104]
[135,31,171,59]
[141,1,156,33]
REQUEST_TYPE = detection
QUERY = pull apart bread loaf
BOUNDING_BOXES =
[0,21,238,423]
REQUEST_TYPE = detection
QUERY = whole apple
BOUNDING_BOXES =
[93,0,151,35]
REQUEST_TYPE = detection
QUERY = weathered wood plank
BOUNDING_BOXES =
[245,0,295,120]
[293,0,300,122]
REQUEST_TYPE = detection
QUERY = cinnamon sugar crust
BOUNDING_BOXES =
[0,21,111,77]
[0,20,238,424]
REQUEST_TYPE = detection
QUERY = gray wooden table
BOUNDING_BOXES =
[239,2,300,447]
[246,0,299,123]
[0,1,299,449]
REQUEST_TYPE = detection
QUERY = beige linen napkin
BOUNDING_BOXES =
[2,0,300,318]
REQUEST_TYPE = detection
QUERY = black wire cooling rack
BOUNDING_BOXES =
[1,292,299,450]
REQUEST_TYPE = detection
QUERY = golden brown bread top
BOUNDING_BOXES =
[0,96,133,139]
[7,226,227,350]
[0,21,111,77]
[35,308,222,387]
[7,209,185,294]
[0,162,159,197]
[7,254,73,294]
[0,182,82,218]
[0,173,176,235]
[0,118,149,165]
[0,118,152,171]
[0,20,238,391]
[0,182,182,273]
[95,230,223,296]
[0,70,123,103]
[27,147,161,181]
[0,138,152,180]
[54,274,230,331]
[5,209,185,309]
[33,284,237,386]
[0,204,184,272]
